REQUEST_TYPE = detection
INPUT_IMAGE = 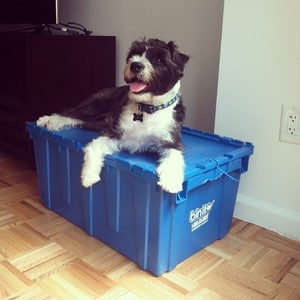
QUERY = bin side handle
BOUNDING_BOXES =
[175,174,211,204]
[175,158,242,204]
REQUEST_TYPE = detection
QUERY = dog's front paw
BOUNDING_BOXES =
[36,114,65,131]
[157,149,184,193]
[36,115,51,127]
[81,145,102,188]
[157,164,184,193]
[81,170,101,188]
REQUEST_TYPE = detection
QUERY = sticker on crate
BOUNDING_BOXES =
[189,200,215,232]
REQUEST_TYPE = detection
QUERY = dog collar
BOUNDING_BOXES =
[133,93,180,122]
[137,93,179,114]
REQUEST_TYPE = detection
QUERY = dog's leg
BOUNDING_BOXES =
[81,136,119,188]
[157,148,185,193]
[37,114,83,131]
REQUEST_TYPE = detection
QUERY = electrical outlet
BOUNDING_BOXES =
[280,104,300,145]
[287,109,298,136]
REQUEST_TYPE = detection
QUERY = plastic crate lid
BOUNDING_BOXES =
[26,122,254,183]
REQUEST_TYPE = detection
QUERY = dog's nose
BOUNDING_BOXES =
[130,62,144,73]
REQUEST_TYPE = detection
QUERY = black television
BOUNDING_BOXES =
[0,0,58,25]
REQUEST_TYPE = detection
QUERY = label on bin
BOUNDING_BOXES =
[189,200,215,232]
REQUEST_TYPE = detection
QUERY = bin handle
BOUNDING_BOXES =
[175,159,240,204]
[175,175,209,204]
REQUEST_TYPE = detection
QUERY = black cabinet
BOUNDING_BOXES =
[0,33,115,164]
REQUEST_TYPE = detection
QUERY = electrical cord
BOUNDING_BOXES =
[59,22,92,35]
[8,22,92,35]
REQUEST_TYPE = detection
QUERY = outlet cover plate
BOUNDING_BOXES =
[279,104,300,145]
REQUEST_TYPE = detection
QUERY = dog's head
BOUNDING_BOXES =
[124,38,189,96]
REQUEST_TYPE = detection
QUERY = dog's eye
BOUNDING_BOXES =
[154,58,162,64]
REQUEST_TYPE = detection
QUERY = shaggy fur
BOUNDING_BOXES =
[37,38,189,193]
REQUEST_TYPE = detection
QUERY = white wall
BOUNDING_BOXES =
[58,0,224,132]
[215,0,300,240]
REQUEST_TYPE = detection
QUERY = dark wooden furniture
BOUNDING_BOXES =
[0,33,115,165]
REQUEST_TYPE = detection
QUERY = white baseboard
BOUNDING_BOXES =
[233,194,300,241]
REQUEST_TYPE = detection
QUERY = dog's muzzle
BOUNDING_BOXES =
[130,62,145,73]
[124,59,154,93]
[126,62,149,93]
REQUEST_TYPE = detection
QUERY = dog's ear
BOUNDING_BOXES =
[167,41,189,71]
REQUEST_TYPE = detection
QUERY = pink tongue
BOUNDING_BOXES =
[129,81,147,93]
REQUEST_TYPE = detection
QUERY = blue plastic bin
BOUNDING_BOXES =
[26,121,253,276]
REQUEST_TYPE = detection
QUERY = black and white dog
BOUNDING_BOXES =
[37,38,189,193]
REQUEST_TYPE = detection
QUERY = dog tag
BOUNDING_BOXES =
[133,113,143,122]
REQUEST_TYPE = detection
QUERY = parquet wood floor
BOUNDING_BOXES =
[0,149,299,299]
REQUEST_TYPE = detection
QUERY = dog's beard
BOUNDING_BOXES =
[124,64,176,96]
[124,56,154,94]
[124,56,183,97]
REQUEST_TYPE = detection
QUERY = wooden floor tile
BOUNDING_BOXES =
[27,211,74,238]
[230,241,297,283]
[230,219,262,239]
[9,284,53,300]
[0,260,33,298]
[176,249,224,281]
[52,227,104,258]
[0,207,23,229]
[199,261,277,300]
[5,199,44,220]
[0,223,48,258]
[281,272,300,293]
[254,229,300,259]
[270,286,300,300]
[38,260,115,299]
[84,246,137,279]
[97,286,139,300]
[9,242,77,280]
[120,270,185,299]
[206,232,248,260]
[187,287,224,300]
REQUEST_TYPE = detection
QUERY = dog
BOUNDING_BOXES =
[37,38,189,193]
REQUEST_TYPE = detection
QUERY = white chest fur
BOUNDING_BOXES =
[118,101,176,153]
